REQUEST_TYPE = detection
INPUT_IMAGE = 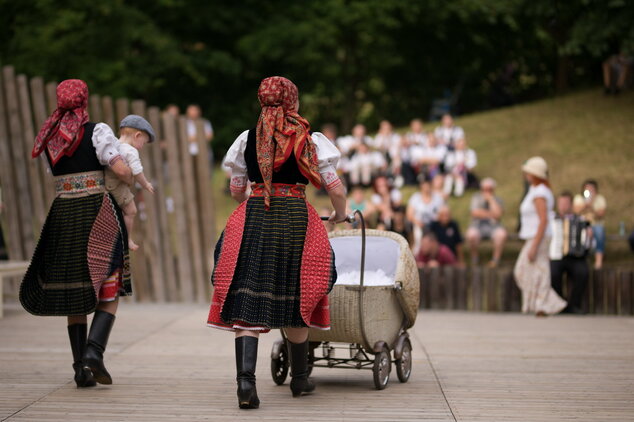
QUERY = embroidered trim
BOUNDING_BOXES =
[250,183,306,198]
[54,171,105,196]
[230,176,248,193]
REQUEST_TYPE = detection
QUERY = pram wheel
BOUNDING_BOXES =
[372,345,391,390]
[271,339,289,385]
[395,338,412,383]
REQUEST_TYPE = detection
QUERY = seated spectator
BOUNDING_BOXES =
[372,120,401,177]
[466,178,507,267]
[320,123,338,143]
[410,133,447,181]
[348,186,374,218]
[370,175,397,229]
[550,191,591,314]
[429,205,464,265]
[431,173,448,201]
[573,179,607,269]
[389,205,412,245]
[347,142,386,187]
[416,232,457,268]
[401,118,428,185]
[603,52,633,95]
[443,137,477,197]
[406,176,445,252]
[336,123,372,157]
[433,113,465,150]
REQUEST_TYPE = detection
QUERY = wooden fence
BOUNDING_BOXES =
[0,65,216,303]
[420,266,634,315]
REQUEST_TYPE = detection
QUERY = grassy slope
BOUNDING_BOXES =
[454,89,633,235]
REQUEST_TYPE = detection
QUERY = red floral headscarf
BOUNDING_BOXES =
[32,79,89,165]
[256,76,321,209]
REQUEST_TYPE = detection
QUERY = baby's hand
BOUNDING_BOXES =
[145,183,155,194]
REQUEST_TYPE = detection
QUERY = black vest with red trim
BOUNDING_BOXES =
[46,122,101,176]
[244,128,309,185]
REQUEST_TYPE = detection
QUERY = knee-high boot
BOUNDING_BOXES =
[82,310,115,385]
[235,336,260,409]
[288,339,315,397]
[67,324,96,388]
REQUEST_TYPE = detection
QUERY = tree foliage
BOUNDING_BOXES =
[1,0,632,152]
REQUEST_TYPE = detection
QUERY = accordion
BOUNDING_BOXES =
[550,215,591,260]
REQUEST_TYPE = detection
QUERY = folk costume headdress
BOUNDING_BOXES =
[32,79,89,165]
[256,76,321,209]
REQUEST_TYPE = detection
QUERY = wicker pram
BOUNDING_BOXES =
[271,212,420,390]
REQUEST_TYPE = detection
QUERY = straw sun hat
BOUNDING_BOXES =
[522,156,548,179]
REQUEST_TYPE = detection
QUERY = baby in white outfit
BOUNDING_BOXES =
[104,115,155,251]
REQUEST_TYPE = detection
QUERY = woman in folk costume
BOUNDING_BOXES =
[21,79,134,387]
[208,76,348,409]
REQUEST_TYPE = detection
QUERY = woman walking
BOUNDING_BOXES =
[207,76,347,409]
[20,79,136,387]
[514,157,566,316]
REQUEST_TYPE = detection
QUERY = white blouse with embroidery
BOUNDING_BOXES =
[223,130,342,193]
[92,123,122,166]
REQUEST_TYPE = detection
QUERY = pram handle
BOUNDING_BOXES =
[320,214,356,224]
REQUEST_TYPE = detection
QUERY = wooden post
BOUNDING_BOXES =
[471,267,483,311]
[16,74,47,231]
[148,107,178,301]
[0,68,25,259]
[115,98,130,123]
[618,270,632,316]
[178,117,206,302]
[606,268,618,315]
[194,119,215,295]
[455,266,467,310]
[2,66,35,257]
[592,269,604,314]
[418,269,426,309]
[45,82,56,114]
[29,77,56,207]
[101,96,115,129]
[131,100,167,302]
[89,94,103,122]
[163,112,193,301]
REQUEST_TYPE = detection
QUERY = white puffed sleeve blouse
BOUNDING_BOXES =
[91,123,122,166]
[222,130,342,193]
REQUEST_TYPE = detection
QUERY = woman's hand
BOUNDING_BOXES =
[528,245,538,263]
[329,211,348,224]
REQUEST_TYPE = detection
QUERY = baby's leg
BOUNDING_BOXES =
[122,200,139,251]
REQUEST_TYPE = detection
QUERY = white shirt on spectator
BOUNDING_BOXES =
[519,184,555,240]
[372,133,401,161]
[407,191,444,225]
[401,132,428,163]
[410,143,447,164]
[336,135,372,156]
[444,148,477,172]
[434,125,465,146]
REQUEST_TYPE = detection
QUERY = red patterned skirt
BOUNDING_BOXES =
[207,183,336,332]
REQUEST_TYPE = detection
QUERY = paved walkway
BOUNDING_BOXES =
[1,304,633,421]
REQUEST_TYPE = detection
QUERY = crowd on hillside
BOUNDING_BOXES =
[312,115,614,282]
[317,114,501,267]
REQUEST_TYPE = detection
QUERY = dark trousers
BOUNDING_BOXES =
[550,257,588,309]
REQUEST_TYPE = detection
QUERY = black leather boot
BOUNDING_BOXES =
[288,339,315,397]
[83,310,115,385]
[67,324,96,388]
[235,336,260,409]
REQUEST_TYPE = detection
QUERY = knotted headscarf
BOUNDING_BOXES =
[32,79,89,165]
[256,76,321,209]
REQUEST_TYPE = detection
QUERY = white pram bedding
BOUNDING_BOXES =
[332,236,400,287]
